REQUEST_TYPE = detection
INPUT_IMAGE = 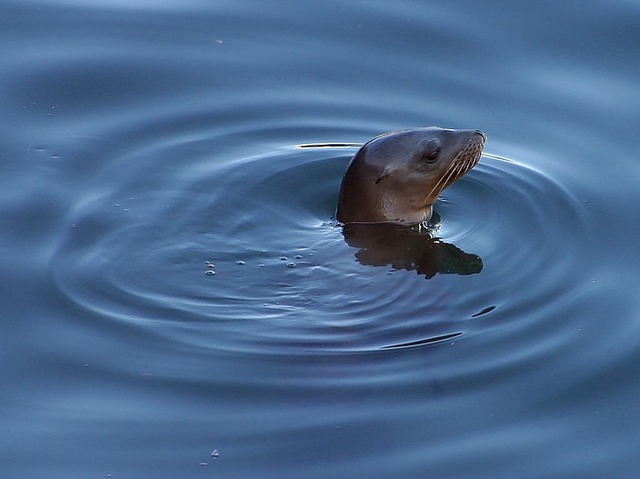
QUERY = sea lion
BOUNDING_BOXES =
[336,127,486,225]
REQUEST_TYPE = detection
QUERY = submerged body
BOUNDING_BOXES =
[336,127,486,225]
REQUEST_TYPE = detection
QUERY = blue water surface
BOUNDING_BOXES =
[1,1,640,478]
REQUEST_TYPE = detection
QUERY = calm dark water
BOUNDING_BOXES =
[2,1,640,477]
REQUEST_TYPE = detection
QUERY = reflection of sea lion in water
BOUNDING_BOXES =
[342,222,483,278]
[336,127,486,225]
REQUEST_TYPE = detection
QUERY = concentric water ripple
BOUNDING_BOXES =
[6,1,640,476]
[51,129,590,360]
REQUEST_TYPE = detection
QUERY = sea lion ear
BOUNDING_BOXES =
[375,167,392,184]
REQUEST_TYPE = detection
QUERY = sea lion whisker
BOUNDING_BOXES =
[440,158,469,192]
[424,160,458,202]
[461,156,474,174]
[427,160,461,203]
[428,151,463,195]
[437,158,463,189]
[444,162,465,188]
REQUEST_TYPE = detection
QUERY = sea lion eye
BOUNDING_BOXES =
[421,144,440,163]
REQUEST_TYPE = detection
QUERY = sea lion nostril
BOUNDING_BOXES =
[474,129,487,141]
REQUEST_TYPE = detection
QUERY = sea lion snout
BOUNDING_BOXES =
[336,127,486,226]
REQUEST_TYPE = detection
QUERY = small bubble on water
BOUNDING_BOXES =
[237,260,245,266]
[205,270,216,276]
[280,256,288,261]
[287,263,296,268]
[295,255,302,259]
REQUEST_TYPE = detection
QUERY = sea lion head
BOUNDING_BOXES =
[336,127,485,225]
